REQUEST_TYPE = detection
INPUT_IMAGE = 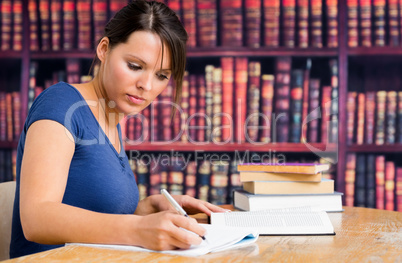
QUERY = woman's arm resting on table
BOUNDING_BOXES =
[19,120,205,250]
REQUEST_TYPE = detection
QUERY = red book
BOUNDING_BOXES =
[307,79,320,143]
[39,0,51,51]
[185,161,197,198]
[347,0,359,47]
[311,0,323,48]
[220,0,243,47]
[375,91,386,145]
[247,61,261,142]
[282,0,296,47]
[12,0,23,51]
[12,92,21,141]
[375,156,385,209]
[167,0,182,21]
[388,0,399,46]
[151,97,159,142]
[359,0,372,47]
[373,0,386,46]
[6,93,13,142]
[197,0,217,47]
[321,86,332,144]
[297,0,309,48]
[211,67,222,142]
[356,93,365,144]
[365,91,376,144]
[51,0,62,51]
[396,167,402,212]
[263,0,280,47]
[260,75,274,143]
[188,75,197,141]
[180,72,190,142]
[345,153,356,206]
[234,58,248,143]
[159,79,173,142]
[204,65,214,142]
[386,91,397,144]
[77,0,92,50]
[385,161,395,211]
[28,0,39,51]
[1,0,12,51]
[93,0,108,44]
[196,75,206,142]
[109,0,128,20]
[326,0,338,47]
[182,0,197,47]
[0,92,6,141]
[63,0,76,50]
[245,0,261,48]
[221,57,234,142]
[346,92,357,145]
[300,59,311,142]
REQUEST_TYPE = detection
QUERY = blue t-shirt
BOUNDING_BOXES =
[10,82,139,258]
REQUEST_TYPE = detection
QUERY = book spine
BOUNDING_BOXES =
[375,155,385,209]
[384,161,395,211]
[109,0,128,20]
[245,0,261,48]
[182,0,197,48]
[197,161,211,202]
[398,92,402,143]
[12,92,21,140]
[234,58,248,143]
[274,57,292,142]
[356,93,366,144]
[375,91,386,145]
[321,86,332,144]
[197,0,217,47]
[297,0,309,48]
[142,107,150,142]
[373,0,386,46]
[167,0,182,21]
[300,59,311,142]
[227,160,242,204]
[12,0,23,51]
[289,69,303,143]
[360,0,372,47]
[311,0,323,47]
[6,93,13,142]
[326,0,338,47]
[348,0,359,47]
[66,58,81,84]
[396,167,402,212]
[221,57,234,142]
[135,160,149,200]
[307,79,320,143]
[63,0,76,50]
[386,91,397,144]
[50,0,62,51]
[263,0,280,47]
[329,59,339,143]
[168,157,185,195]
[260,74,274,143]
[39,0,51,51]
[0,93,6,141]
[346,92,357,145]
[151,97,159,142]
[188,75,198,141]
[345,153,356,206]
[196,75,206,142]
[366,154,376,208]
[220,0,243,47]
[28,62,38,111]
[93,0,108,44]
[185,161,197,197]
[149,160,161,196]
[28,0,39,51]
[282,0,296,47]
[365,91,376,144]
[204,65,214,142]
[160,80,173,142]
[77,0,92,50]
[247,61,261,142]
[180,72,190,142]
[388,0,400,46]
[212,67,222,142]
[1,0,12,51]
[355,154,366,207]
[209,161,229,205]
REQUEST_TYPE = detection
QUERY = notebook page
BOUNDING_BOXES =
[211,208,334,235]
[67,224,258,257]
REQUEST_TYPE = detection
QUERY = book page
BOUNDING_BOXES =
[211,207,334,235]
[67,224,258,257]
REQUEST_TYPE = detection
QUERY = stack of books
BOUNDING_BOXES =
[234,163,343,212]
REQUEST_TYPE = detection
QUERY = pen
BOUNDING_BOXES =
[161,189,206,240]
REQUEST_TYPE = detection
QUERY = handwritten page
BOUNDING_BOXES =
[211,207,335,235]
[67,224,259,257]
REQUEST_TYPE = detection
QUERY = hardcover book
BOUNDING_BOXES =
[237,163,330,174]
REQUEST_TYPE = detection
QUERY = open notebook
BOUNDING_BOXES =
[67,224,258,257]
[211,207,335,236]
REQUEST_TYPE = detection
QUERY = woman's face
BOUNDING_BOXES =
[97,30,172,115]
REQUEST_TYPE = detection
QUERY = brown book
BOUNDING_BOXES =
[365,91,376,144]
[237,163,330,174]
[28,0,39,51]
[375,91,386,145]
[211,67,222,142]
[245,0,261,48]
[347,0,359,47]
[220,0,243,47]
[182,0,197,47]
[396,167,402,212]
[321,86,332,144]
[326,0,338,47]
[346,92,357,145]
[289,70,303,143]
[51,0,62,51]
[63,0,76,50]
[345,153,356,206]
[297,0,309,47]
[1,0,12,51]
[388,0,399,46]
[185,161,197,198]
[167,0,182,21]
[386,91,397,144]
[109,0,128,20]
[247,61,261,142]
[196,75,206,142]
[300,59,311,142]
[197,0,217,47]
[307,79,320,143]
[376,155,385,209]
[385,161,395,211]
[359,0,372,47]
[311,0,323,48]
[282,0,296,47]
[243,179,334,195]
[240,171,322,182]
[188,74,197,141]
[260,74,274,143]
[263,0,280,47]
[356,93,365,144]
[39,0,51,51]
[221,57,234,142]
[12,0,23,51]
[373,0,386,46]
[93,0,108,44]
[234,58,248,143]
[77,0,92,50]
[204,65,214,142]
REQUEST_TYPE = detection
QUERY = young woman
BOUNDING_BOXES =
[10,1,227,258]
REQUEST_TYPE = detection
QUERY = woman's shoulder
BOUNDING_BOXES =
[36,82,84,103]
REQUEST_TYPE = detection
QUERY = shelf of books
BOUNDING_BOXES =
[0,0,401,211]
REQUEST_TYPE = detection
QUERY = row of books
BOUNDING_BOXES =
[347,0,402,47]
[345,153,402,212]
[233,162,343,212]
[124,57,339,144]
[0,91,21,142]
[0,149,16,183]
[128,154,336,205]
[346,90,402,145]
[0,0,340,51]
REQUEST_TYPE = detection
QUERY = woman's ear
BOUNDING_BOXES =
[96,37,110,62]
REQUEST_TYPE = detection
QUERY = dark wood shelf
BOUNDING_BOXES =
[31,51,96,59]
[347,144,402,153]
[0,51,23,59]
[0,141,18,148]
[348,47,402,56]
[187,47,338,57]
[124,142,337,152]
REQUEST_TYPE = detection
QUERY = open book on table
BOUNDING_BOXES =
[211,206,335,236]
[67,224,258,257]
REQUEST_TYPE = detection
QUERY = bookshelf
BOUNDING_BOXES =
[0,1,401,210]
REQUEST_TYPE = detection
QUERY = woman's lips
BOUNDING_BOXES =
[127,94,146,105]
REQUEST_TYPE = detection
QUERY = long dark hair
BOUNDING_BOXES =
[94,0,188,108]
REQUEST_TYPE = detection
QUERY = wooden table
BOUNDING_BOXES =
[4,206,402,263]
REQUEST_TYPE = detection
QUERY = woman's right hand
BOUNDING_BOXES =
[133,211,206,251]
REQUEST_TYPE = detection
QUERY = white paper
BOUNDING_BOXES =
[67,223,259,257]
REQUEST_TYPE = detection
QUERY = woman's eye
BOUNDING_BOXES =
[157,73,169,80]
[128,63,141,70]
